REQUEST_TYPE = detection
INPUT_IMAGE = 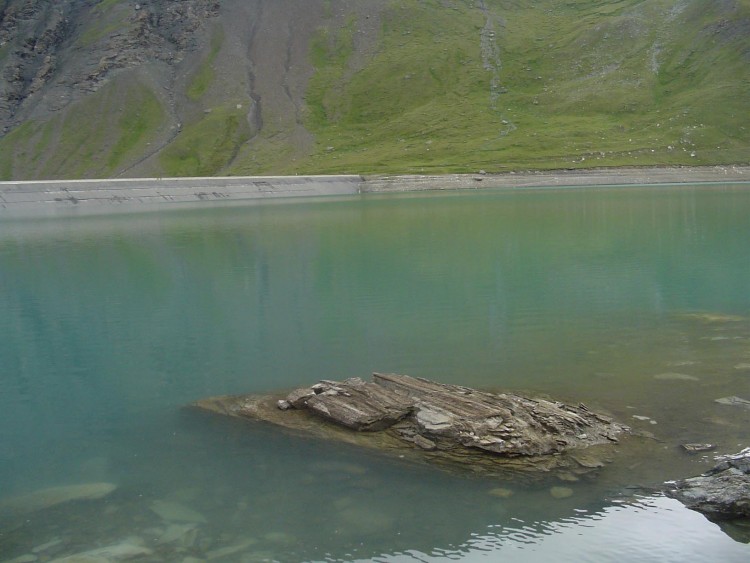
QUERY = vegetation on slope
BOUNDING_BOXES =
[0,76,165,179]
[296,0,750,174]
[187,25,225,102]
[159,104,251,177]
[0,0,747,179]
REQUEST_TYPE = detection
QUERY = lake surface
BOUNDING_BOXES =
[1,185,749,562]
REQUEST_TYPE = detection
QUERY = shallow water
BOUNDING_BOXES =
[1,185,750,562]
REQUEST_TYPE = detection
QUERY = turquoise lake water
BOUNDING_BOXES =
[1,185,750,561]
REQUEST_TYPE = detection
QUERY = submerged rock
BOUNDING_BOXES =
[205,537,258,560]
[150,500,207,524]
[5,555,37,563]
[193,373,629,479]
[49,538,152,562]
[488,487,514,498]
[549,486,574,499]
[676,312,746,323]
[681,443,717,454]
[665,448,750,520]
[156,523,198,545]
[653,372,699,382]
[0,482,117,516]
[715,396,750,410]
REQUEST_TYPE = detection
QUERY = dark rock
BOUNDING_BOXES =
[665,448,750,520]
[193,373,630,480]
[0,0,219,129]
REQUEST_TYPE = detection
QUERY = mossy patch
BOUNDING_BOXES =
[186,24,225,101]
[106,85,164,171]
[159,105,251,176]
[77,1,133,48]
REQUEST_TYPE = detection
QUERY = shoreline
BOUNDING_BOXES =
[363,164,750,192]
[1,165,748,217]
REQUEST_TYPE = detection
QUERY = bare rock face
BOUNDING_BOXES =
[665,448,750,520]
[194,373,630,480]
[0,0,219,130]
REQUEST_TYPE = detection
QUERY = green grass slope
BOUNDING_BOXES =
[292,0,750,174]
[159,104,251,177]
[0,75,166,179]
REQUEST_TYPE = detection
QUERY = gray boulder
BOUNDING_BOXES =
[665,448,750,520]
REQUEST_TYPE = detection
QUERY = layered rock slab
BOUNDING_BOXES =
[194,373,629,479]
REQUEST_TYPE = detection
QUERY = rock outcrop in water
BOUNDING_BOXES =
[665,448,750,520]
[194,373,629,479]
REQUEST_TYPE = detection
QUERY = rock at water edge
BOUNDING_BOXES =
[665,448,750,520]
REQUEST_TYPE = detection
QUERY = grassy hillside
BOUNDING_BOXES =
[0,0,748,179]
[0,75,166,179]
[290,0,750,174]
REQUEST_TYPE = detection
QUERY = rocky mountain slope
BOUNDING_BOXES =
[0,0,748,179]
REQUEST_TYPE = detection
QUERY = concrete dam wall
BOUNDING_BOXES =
[1,167,748,217]
[0,175,364,216]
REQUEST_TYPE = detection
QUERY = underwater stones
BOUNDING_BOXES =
[0,482,118,516]
[193,373,629,480]
[5,555,37,563]
[150,500,207,524]
[567,451,606,469]
[157,523,199,545]
[549,486,574,499]
[667,360,699,367]
[49,538,153,562]
[681,443,717,454]
[336,506,395,536]
[488,487,514,498]
[263,531,296,544]
[665,448,750,520]
[677,312,746,323]
[653,372,699,382]
[205,537,258,560]
[715,396,750,410]
[32,538,64,554]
